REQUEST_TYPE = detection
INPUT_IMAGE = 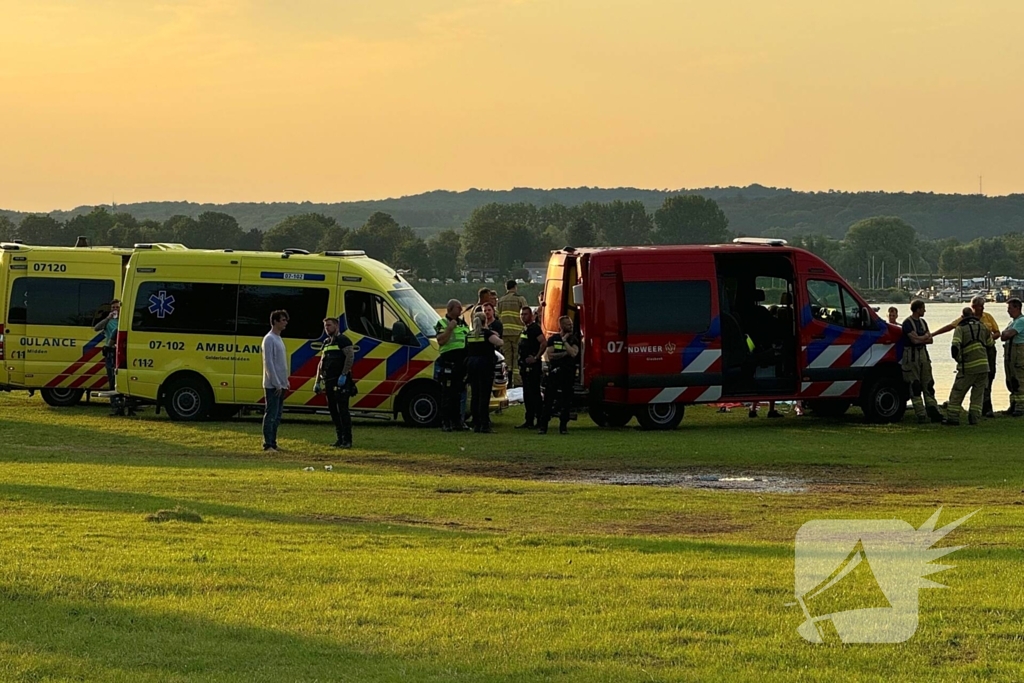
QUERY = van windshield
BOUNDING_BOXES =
[391,288,439,338]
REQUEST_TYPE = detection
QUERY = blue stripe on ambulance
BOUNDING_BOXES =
[84,333,104,352]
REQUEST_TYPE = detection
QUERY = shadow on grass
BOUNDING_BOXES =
[0,482,484,540]
[0,584,448,682]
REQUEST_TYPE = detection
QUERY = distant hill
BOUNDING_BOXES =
[4,185,1024,241]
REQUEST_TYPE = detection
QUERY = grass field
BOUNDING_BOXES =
[1,393,1022,682]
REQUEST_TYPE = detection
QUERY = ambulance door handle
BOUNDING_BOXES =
[811,334,826,340]
[701,335,716,343]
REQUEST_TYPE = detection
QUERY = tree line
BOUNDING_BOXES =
[6,185,1024,242]
[4,196,1024,285]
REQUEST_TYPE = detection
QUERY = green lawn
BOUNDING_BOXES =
[0,393,1022,682]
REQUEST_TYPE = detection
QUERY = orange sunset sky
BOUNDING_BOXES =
[2,0,1022,212]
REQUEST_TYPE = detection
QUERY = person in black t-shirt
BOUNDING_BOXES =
[483,301,503,337]
[538,315,579,435]
[315,317,356,448]
[465,312,504,433]
[516,305,547,429]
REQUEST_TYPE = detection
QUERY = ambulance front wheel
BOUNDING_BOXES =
[400,382,441,428]
[635,403,684,430]
[163,376,214,422]
[41,388,84,408]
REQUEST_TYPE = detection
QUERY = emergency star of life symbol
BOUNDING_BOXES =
[148,291,176,319]
[791,508,978,644]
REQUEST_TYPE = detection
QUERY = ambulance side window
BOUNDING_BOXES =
[8,277,114,327]
[344,291,404,344]
[806,280,862,328]
[132,282,238,335]
[236,285,329,339]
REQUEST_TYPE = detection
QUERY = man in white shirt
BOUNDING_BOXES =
[262,309,290,451]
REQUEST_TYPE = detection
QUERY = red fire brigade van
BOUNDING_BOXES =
[540,239,906,429]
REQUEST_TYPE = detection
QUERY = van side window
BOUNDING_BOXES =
[806,280,862,328]
[132,282,238,335]
[345,291,407,344]
[8,277,115,327]
[237,286,330,339]
[624,281,711,334]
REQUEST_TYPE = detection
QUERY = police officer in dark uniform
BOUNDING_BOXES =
[435,299,469,432]
[315,317,355,448]
[538,315,579,435]
[516,305,547,429]
[465,312,504,433]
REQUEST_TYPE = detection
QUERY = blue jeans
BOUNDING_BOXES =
[263,388,284,449]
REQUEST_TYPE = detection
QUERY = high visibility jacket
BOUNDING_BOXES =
[436,317,469,355]
[319,332,352,380]
[496,292,528,335]
[952,317,993,374]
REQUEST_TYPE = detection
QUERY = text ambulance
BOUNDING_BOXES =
[1,242,134,406]
[117,247,471,425]
[541,239,906,429]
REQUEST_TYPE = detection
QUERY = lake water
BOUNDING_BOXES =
[879,302,1015,411]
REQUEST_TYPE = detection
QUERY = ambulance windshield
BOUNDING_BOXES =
[392,288,439,338]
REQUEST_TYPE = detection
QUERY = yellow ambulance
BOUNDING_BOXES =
[1,242,131,406]
[117,247,495,425]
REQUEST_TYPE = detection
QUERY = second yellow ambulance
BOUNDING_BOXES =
[117,246,476,425]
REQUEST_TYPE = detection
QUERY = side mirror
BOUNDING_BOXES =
[860,306,871,327]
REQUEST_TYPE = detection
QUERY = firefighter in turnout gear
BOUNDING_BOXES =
[944,308,994,426]
[538,316,579,435]
[1001,298,1024,417]
[496,280,528,385]
[315,317,356,448]
[932,294,1001,417]
[901,299,943,423]
[435,299,470,431]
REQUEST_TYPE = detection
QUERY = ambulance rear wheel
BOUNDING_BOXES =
[401,383,441,428]
[41,388,84,408]
[635,403,684,430]
[164,377,213,422]
[863,376,906,424]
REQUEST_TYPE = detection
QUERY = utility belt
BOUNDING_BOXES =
[326,374,358,397]
[102,345,116,358]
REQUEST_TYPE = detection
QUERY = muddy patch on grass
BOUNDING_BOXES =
[545,470,808,493]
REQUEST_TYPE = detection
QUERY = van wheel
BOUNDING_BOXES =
[635,403,684,430]
[41,388,84,408]
[164,378,213,422]
[402,384,441,428]
[863,376,907,424]
[805,400,851,418]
